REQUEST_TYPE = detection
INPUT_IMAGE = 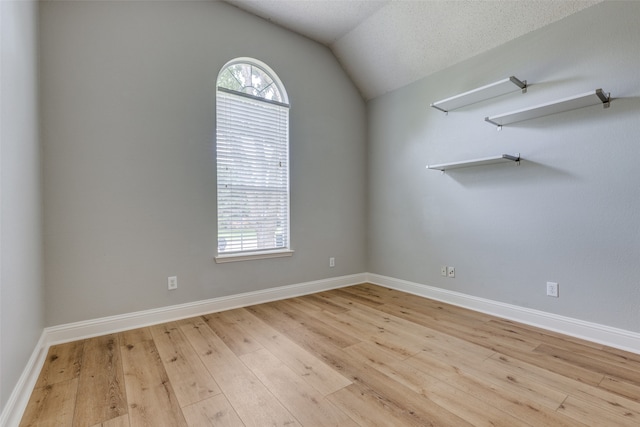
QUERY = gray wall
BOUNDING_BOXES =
[367,1,640,332]
[0,0,44,411]
[40,1,367,326]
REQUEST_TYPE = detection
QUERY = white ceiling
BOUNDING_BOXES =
[223,0,603,100]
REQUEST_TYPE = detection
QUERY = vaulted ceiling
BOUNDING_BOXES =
[223,0,603,100]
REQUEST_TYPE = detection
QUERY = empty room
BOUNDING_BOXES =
[1,0,639,426]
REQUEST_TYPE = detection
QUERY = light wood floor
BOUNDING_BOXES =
[21,284,640,426]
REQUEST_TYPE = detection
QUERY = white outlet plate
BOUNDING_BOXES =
[329,257,335,268]
[168,276,178,290]
[546,281,558,297]
[440,266,448,277]
[447,266,455,278]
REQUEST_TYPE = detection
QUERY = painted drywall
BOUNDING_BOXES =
[0,0,44,411]
[40,1,366,326]
[367,1,640,333]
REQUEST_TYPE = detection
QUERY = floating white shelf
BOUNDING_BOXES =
[426,154,520,172]
[431,76,527,113]
[485,89,610,128]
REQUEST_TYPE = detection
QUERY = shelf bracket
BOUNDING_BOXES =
[431,104,449,114]
[510,77,527,94]
[597,90,611,108]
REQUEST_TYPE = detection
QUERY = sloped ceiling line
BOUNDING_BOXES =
[224,0,603,100]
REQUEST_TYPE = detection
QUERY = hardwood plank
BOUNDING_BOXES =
[337,303,496,363]
[399,344,567,414]
[255,299,362,348]
[470,319,547,352]
[331,287,385,308]
[281,320,475,427]
[601,345,640,364]
[149,322,221,407]
[341,284,403,302]
[488,318,605,351]
[118,327,152,347]
[563,383,640,421]
[20,378,78,427]
[350,302,499,361]
[34,341,84,388]
[375,361,532,427]
[218,308,353,396]
[476,355,571,409]
[178,316,300,426]
[301,307,363,343]
[244,301,307,332]
[343,341,405,368]
[327,384,416,427]
[181,394,244,427]
[493,344,605,386]
[404,350,586,427]
[322,308,424,358]
[120,339,187,426]
[284,295,324,314]
[201,311,264,356]
[280,316,368,379]
[377,301,540,354]
[599,375,640,403]
[570,344,640,374]
[534,343,640,386]
[73,334,127,427]
[382,288,494,324]
[406,352,581,427]
[90,414,130,427]
[241,348,358,426]
[323,349,475,427]
[489,353,640,416]
[407,344,568,412]
[472,358,568,410]
[559,395,640,427]
[298,293,352,313]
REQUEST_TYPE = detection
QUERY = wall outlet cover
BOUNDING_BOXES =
[546,281,559,297]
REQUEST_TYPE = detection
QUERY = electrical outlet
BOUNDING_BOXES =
[329,257,335,268]
[440,265,448,277]
[447,266,455,278]
[546,281,558,297]
[168,276,178,290]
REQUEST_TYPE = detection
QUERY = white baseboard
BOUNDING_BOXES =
[0,273,365,426]
[0,331,48,427]
[45,273,366,346]
[366,273,640,355]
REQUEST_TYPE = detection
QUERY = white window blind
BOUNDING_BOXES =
[216,88,290,255]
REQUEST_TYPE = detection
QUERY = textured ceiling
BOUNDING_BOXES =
[224,0,603,100]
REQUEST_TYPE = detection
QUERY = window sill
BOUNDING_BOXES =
[215,249,294,264]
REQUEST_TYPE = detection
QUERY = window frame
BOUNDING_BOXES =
[214,58,293,263]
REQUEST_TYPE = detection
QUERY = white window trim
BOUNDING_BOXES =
[215,58,291,260]
[215,249,294,264]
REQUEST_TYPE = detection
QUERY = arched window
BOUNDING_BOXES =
[215,58,291,260]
